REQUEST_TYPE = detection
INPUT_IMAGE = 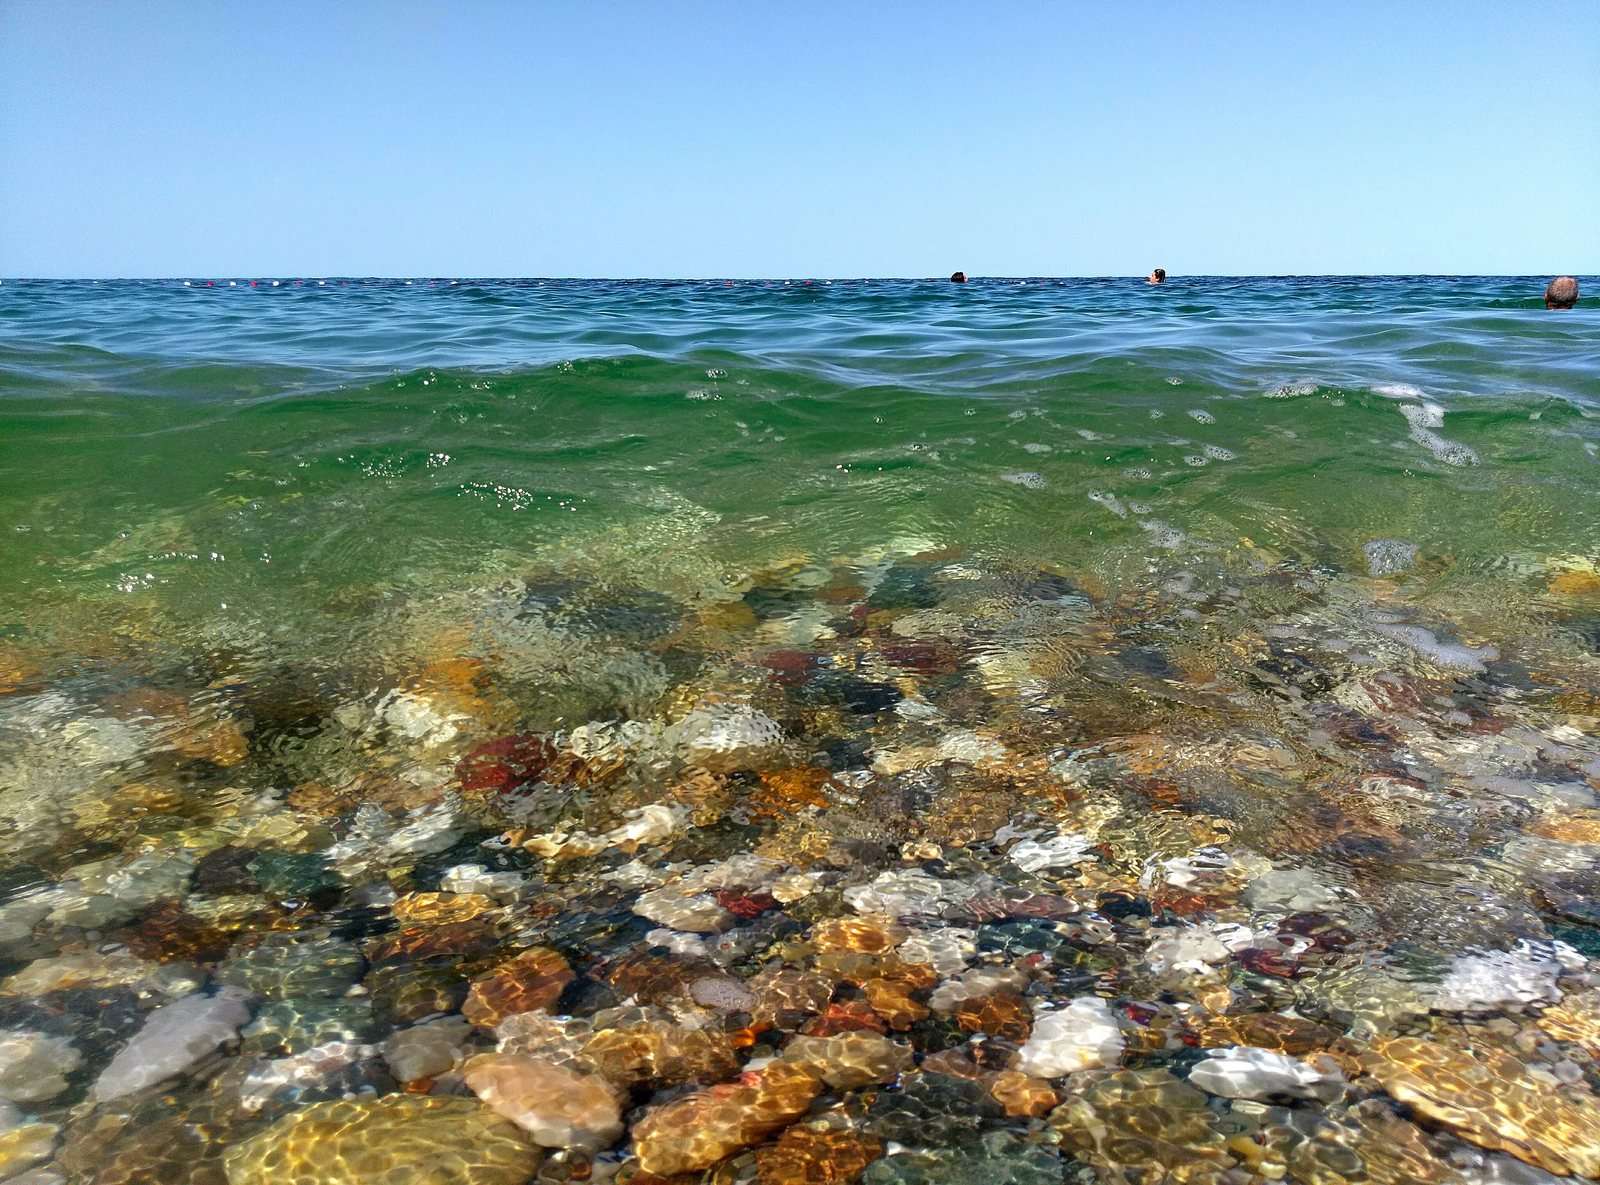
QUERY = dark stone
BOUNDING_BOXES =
[193,845,263,895]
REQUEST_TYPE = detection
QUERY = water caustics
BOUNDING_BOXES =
[0,276,1598,1183]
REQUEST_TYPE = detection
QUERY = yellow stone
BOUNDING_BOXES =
[1536,990,1600,1051]
[393,891,497,925]
[632,1062,822,1177]
[990,1071,1058,1118]
[1530,815,1600,845]
[1365,1036,1600,1178]
[809,916,907,954]
[1550,568,1600,596]
[221,1095,541,1185]
[0,1120,58,1178]
[1051,1067,1235,1185]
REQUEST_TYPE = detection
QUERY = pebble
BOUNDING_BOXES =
[462,1052,624,1151]
[92,987,254,1102]
[0,1031,81,1103]
[1015,997,1125,1078]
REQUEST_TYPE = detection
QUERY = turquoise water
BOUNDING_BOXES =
[2,277,1600,1183]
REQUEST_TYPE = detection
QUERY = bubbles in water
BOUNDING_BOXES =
[1183,455,1209,467]
[1128,501,1152,515]
[1021,442,1053,454]
[705,368,727,379]
[1187,409,1216,424]
[1265,382,1318,398]
[1076,429,1107,441]
[1373,382,1425,399]
[1363,539,1418,577]
[1149,409,1165,419]
[1000,471,1048,490]
[1165,377,1183,385]
[1202,444,1236,461]
[1139,519,1187,549]
[1087,491,1128,517]
[1125,467,1152,480]
[1400,403,1479,467]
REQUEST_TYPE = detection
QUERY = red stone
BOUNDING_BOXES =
[713,889,778,920]
[457,733,560,795]
[1235,947,1301,979]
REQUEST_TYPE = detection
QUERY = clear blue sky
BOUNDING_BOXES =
[2,2,1596,278]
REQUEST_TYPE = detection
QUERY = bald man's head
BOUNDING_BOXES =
[1545,276,1579,309]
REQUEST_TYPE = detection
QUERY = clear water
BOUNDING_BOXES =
[1,276,1599,1183]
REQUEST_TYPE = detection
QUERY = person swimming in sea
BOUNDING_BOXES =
[1148,268,1166,285]
[950,271,968,283]
[1545,275,1579,309]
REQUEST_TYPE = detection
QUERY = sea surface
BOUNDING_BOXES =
[2,276,1600,1183]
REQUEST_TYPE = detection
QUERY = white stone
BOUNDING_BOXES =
[1144,922,1253,975]
[632,888,734,933]
[1429,940,1571,1013]
[843,870,980,919]
[438,863,530,902]
[665,706,785,772]
[92,987,253,1102]
[1187,1045,1344,1101]
[1008,834,1094,874]
[1015,997,1124,1078]
[897,929,975,978]
[928,966,1029,1014]
[1242,868,1348,913]
[0,1031,81,1103]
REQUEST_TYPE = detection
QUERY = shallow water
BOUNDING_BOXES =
[1,276,1599,1184]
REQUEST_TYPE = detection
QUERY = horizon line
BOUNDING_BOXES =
[1,272,1589,284]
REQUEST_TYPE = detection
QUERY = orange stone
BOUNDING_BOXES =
[464,947,575,1027]
[755,1126,884,1185]
[809,917,907,955]
[365,919,502,963]
[1193,1012,1340,1056]
[1531,816,1600,845]
[801,1001,888,1037]
[955,991,1032,1042]
[633,1063,823,1177]
[861,978,929,1031]
[990,1071,1058,1118]
[752,768,835,818]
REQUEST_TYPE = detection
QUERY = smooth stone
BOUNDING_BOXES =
[463,1053,624,1151]
[1015,997,1124,1078]
[92,987,253,1102]
[0,1030,81,1103]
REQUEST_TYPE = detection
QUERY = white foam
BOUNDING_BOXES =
[1265,382,1318,398]
[1184,455,1209,467]
[1187,409,1216,424]
[1000,471,1048,490]
[1202,444,1236,461]
[1373,383,1425,398]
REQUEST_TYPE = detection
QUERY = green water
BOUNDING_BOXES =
[1,277,1599,1184]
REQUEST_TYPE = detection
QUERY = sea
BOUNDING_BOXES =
[1,275,1599,1182]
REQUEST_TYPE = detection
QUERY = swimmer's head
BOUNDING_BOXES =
[1545,275,1579,309]
[950,271,968,283]
[1148,268,1167,284]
